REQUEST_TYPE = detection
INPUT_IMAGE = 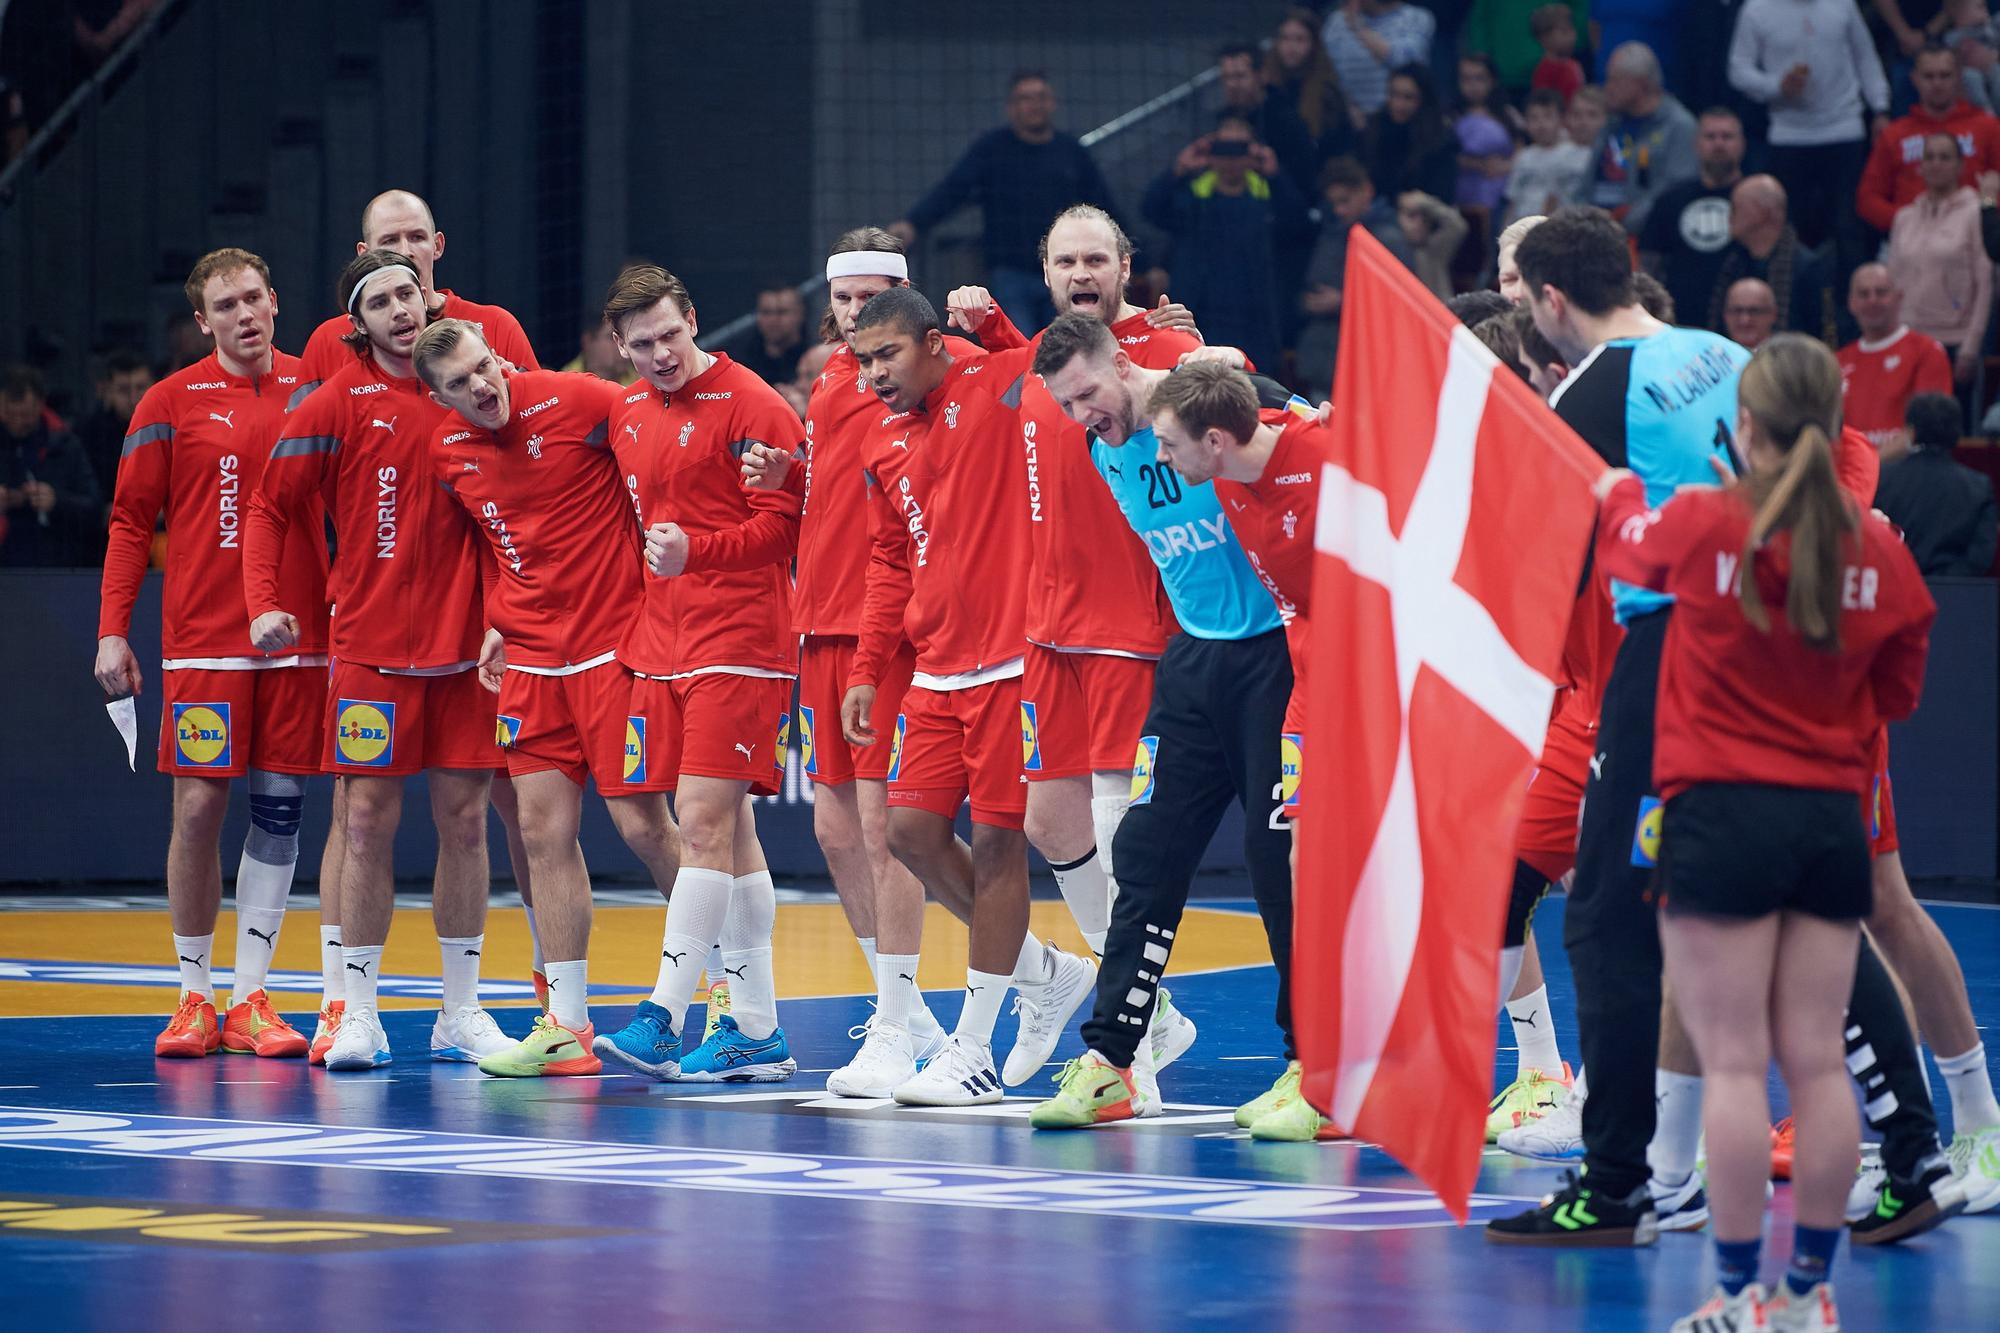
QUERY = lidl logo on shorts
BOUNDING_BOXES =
[334,700,395,768]
[886,714,908,783]
[496,715,522,749]
[1280,732,1303,811]
[775,712,791,763]
[172,703,232,768]
[799,705,818,775]
[623,716,646,783]
[1130,735,1159,806]
[1871,773,1884,840]
[1020,700,1042,772]
[1630,795,1664,868]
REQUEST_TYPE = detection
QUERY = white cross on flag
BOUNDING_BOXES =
[1295,229,1604,1220]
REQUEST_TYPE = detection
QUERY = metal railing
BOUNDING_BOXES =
[697,61,1221,352]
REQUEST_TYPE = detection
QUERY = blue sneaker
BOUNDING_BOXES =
[676,1014,798,1083]
[591,999,683,1080]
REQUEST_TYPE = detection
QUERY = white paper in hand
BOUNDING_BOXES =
[106,696,138,771]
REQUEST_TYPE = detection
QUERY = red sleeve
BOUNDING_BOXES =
[1835,427,1880,508]
[298,318,353,389]
[492,308,540,372]
[1856,133,1899,234]
[975,304,1031,352]
[244,388,340,619]
[1915,338,1953,396]
[98,382,175,640]
[1869,538,1936,723]
[981,343,1039,388]
[1595,476,1710,592]
[850,462,913,689]
[684,395,806,574]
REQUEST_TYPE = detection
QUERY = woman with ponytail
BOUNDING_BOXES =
[1593,333,1937,1333]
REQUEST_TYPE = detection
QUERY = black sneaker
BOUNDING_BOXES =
[1849,1162,1967,1246]
[1486,1169,1659,1246]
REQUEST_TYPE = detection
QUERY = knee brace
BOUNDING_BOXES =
[1504,860,1550,950]
[1090,770,1131,883]
[244,768,305,866]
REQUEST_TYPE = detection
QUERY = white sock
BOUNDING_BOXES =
[1496,945,1525,1015]
[650,866,734,1030]
[1049,849,1109,956]
[955,968,1011,1046]
[1506,985,1563,1080]
[1647,1070,1705,1183]
[523,903,545,974]
[231,848,294,999]
[876,952,921,1029]
[173,933,214,998]
[341,945,384,1013]
[438,935,483,1013]
[720,871,780,1039]
[857,936,878,977]
[1012,935,1053,986]
[706,943,725,989]
[1572,1065,1588,1101]
[1937,1042,2000,1132]
[318,924,346,1003]
[544,959,588,1029]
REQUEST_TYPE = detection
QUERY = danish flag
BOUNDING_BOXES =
[1295,230,1603,1220]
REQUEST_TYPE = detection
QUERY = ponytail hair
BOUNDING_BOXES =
[1734,334,1858,651]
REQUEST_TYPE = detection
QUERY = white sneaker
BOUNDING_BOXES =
[431,1005,514,1061]
[324,1005,392,1071]
[1947,1124,2000,1214]
[1766,1280,1840,1332]
[1649,1170,1710,1232]
[907,1005,949,1068]
[1001,943,1097,1086]
[1497,1077,1584,1161]
[1669,1283,1768,1333]
[1149,986,1196,1070]
[1845,1148,1886,1224]
[893,1034,1003,1106]
[1129,1028,1164,1119]
[827,1018,916,1099]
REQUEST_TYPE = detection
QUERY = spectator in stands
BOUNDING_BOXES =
[1359,64,1458,203]
[892,70,1118,333]
[779,341,836,419]
[562,317,638,386]
[1503,89,1592,226]
[1454,54,1518,218]
[1839,262,1954,456]
[1528,3,1587,105]
[734,284,809,385]
[1265,8,1360,169]
[1640,108,1747,331]
[1887,131,1993,386]
[1878,390,2000,573]
[1598,42,1698,236]
[1463,0,1587,94]
[1296,156,1412,397]
[163,310,208,370]
[1858,43,2000,233]
[1144,113,1312,376]
[1707,175,1834,343]
[1322,0,1437,116]
[1722,277,1780,350]
[1943,0,2000,110]
[1728,0,1890,277]
[73,348,152,504]
[1979,165,2000,258]
[0,365,100,567]
[1217,41,1323,197]
[1592,1,1681,84]
[1397,190,1471,299]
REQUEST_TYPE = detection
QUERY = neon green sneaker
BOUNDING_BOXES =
[1029,1052,1139,1129]
[1947,1124,2000,1213]
[1235,1059,1302,1128]
[477,1013,603,1078]
[1485,1063,1572,1143]
[1250,1083,1347,1142]
[702,979,732,1045]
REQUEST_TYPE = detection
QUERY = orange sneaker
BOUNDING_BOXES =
[221,989,309,1057]
[309,1000,345,1066]
[155,993,221,1058]
[533,969,549,1012]
[1771,1117,1795,1180]
[477,1013,603,1077]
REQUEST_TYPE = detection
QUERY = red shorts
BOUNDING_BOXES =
[887,678,1028,828]
[1020,645,1156,779]
[497,661,670,794]
[1867,728,1898,856]
[629,672,791,797]
[799,635,915,787]
[1515,699,1595,883]
[324,663,503,776]
[158,664,326,778]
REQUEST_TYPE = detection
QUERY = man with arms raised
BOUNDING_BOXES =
[97,249,325,1062]
[416,319,682,1078]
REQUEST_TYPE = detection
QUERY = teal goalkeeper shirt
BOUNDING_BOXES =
[1090,427,1283,642]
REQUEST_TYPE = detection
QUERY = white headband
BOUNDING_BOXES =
[825,251,908,282]
[348,261,423,314]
